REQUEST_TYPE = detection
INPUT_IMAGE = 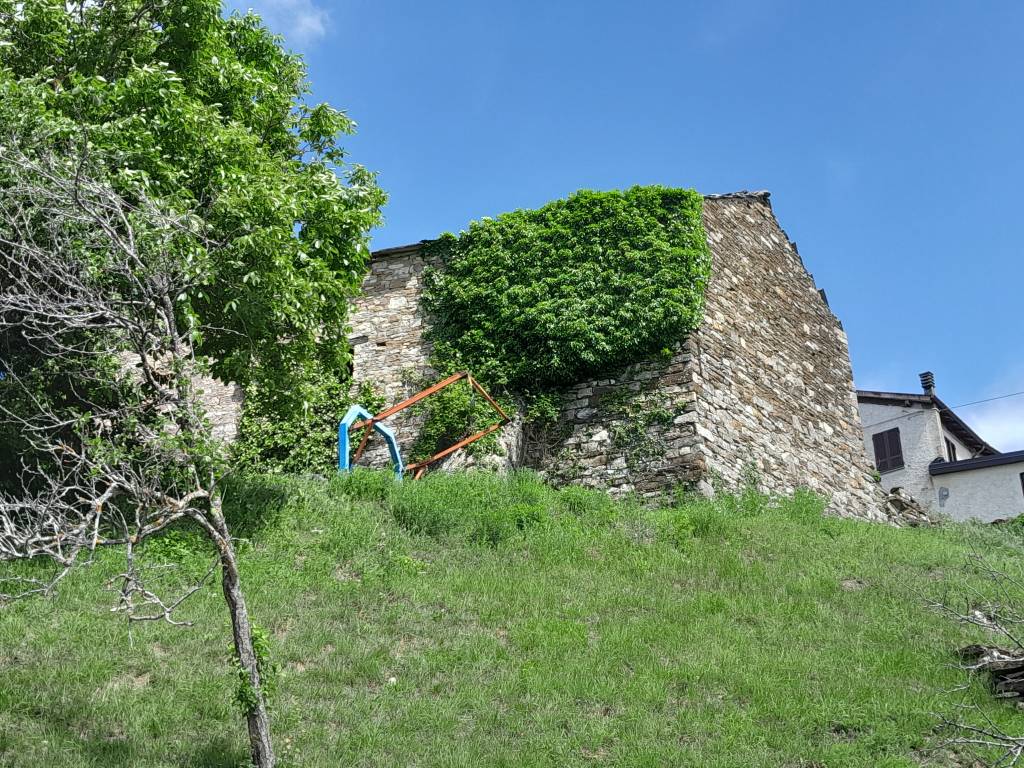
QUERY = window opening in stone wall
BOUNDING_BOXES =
[945,438,958,463]
[872,427,904,473]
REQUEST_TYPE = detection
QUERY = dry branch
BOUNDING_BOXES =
[0,141,276,767]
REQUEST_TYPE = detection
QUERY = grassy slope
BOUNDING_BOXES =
[2,470,1023,767]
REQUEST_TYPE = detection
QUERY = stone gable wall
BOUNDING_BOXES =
[346,196,888,520]
[194,375,244,443]
[519,341,704,499]
[693,197,886,519]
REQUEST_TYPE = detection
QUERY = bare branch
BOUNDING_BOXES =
[0,136,276,766]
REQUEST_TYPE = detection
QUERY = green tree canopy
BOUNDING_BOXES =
[0,0,385,471]
[1,1,382,413]
[423,186,711,393]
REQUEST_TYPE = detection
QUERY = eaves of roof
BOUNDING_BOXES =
[370,241,431,258]
[929,449,1024,476]
[932,395,1000,457]
[856,390,933,406]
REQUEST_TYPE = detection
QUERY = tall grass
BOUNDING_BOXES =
[1,470,1023,767]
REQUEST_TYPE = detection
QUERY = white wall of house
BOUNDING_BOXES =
[858,401,944,501]
[934,463,1024,522]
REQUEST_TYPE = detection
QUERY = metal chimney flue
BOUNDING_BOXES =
[919,371,935,396]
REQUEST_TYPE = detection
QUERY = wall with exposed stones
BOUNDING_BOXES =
[346,193,889,521]
[517,341,703,499]
[347,244,441,465]
[691,196,886,519]
[124,352,243,444]
[194,374,244,443]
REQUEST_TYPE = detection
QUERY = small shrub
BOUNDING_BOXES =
[687,502,731,539]
[139,527,209,563]
[782,488,828,523]
[558,484,615,524]
[229,624,278,716]
[655,508,695,547]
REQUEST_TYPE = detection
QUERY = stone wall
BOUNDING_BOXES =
[521,341,703,499]
[347,244,440,465]
[123,352,243,444]
[692,195,886,520]
[347,193,889,520]
[194,374,244,443]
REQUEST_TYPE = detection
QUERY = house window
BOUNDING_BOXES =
[872,427,904,473]
[945,438,958,463]
[1020,473,1024,500]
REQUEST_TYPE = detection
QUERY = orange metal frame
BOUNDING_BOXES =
[348,371,510,479]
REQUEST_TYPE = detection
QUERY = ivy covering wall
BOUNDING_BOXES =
[414,186,711,459]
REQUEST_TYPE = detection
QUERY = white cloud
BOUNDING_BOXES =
[230,0,329,48]
[949,366,1024,452]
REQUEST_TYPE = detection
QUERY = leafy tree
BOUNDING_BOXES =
[0,0,386,470]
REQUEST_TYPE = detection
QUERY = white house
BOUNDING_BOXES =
[857,372,1024,522]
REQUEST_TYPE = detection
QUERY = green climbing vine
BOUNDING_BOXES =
[417,186,712,451]
[604,387,689,471]
[406,374,511,462]
[229,624,278,716]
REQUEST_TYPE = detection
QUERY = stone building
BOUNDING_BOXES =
[349,191,890,521]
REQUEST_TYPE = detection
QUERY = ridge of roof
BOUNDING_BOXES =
[703,190,771,200]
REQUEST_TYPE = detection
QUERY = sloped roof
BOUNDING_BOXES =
[929,449,1024,475]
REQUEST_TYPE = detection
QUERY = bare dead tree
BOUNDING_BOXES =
[0,141,276,767]
[929,551,1024,767]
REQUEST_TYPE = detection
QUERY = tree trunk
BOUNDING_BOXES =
[213,499,275,768]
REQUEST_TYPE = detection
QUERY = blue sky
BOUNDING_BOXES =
[233,0,1023,450]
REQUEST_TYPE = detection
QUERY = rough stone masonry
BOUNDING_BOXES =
[348,191,890,521]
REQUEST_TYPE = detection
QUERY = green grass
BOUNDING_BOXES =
[2,470,1024,767]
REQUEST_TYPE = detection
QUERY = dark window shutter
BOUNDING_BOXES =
[887,428,903,469]
[872,428,904,473]
[872,432,887,469]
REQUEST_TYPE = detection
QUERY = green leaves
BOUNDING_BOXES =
[0,0,385,472]
[422,186,712,393]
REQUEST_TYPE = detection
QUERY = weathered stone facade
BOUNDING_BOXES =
[347,244,441,466]
[692,196,884,518]
[194,374,244,443]
[348,192,889,521]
